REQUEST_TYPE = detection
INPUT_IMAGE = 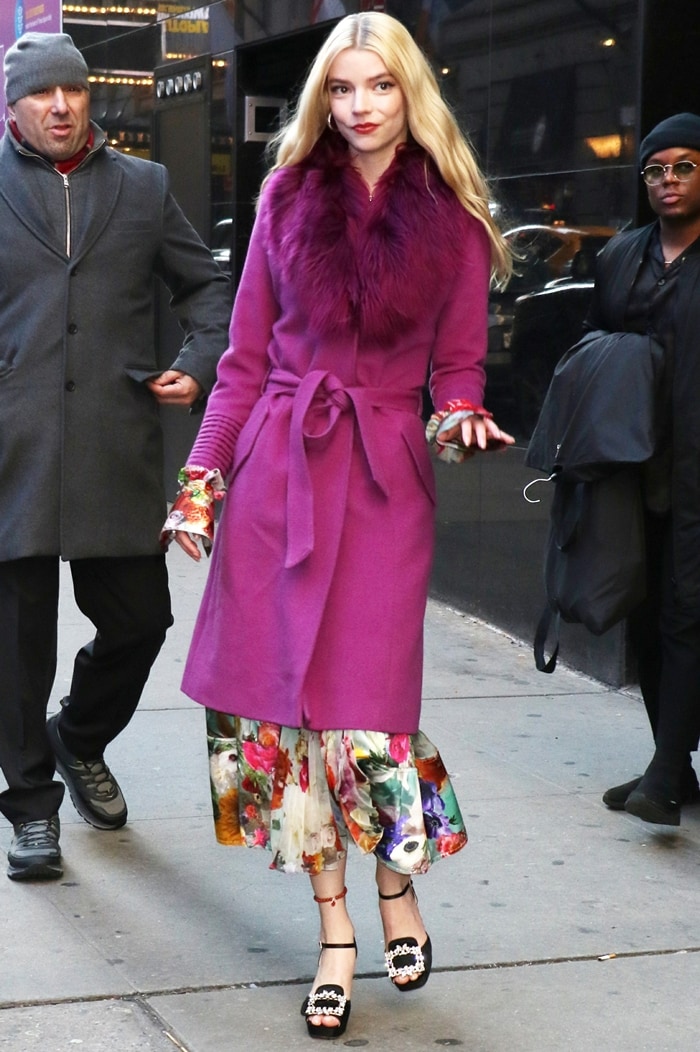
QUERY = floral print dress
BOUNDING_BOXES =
[207,709,467,876]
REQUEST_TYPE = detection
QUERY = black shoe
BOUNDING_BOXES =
[624,788,681,826]
[602,777,642,810]
[604,765,700,811]
[301,940,356,1040]
[624,753,683,826]
[47,714,127,830]
[7,816,62,881]
[379,880,433,992]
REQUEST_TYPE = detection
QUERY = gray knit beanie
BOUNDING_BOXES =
[4,32,89,105]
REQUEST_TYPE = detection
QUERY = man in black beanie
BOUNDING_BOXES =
[0,33,230,880]
[586,113,700,825]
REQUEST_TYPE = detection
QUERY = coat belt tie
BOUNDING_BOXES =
[265,368,421,568]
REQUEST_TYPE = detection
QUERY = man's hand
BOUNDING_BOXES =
[146,370,203,407]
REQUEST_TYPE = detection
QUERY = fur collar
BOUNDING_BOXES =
[264,138,471,345]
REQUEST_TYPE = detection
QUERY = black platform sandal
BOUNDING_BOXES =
[379,880,433,992]
[301,887,356,1040]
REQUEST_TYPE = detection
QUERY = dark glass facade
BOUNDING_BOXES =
[57,0,700,683]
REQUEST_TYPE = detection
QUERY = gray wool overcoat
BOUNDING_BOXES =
[0,123,231,561]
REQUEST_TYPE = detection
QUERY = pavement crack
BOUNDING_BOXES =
[3,945,700,1011]
[131,994,194,1052]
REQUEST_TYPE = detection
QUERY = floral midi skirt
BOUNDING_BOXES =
[206,709,468,876]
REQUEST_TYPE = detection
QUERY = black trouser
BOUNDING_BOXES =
[627,512,700,764]
[0,555,173,826]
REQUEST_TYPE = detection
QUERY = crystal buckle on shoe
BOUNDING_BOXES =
[385,941,425,979]
[305,989,347,1017]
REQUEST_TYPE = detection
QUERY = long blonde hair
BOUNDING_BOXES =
[262,11,511,287]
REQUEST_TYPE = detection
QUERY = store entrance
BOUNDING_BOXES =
[229,22,338,283]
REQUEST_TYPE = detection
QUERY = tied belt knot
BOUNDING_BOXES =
[265,368,421,568]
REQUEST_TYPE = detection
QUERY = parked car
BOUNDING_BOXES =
[504,223,615,288]
[211,217,233,274]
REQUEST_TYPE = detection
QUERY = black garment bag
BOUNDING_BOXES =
[524,329,664,671]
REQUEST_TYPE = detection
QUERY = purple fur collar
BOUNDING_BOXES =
[264,139,471,345]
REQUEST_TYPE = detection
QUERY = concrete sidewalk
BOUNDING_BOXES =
[1,547,699,1051]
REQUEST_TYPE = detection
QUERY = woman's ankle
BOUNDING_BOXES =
[375,861,411,897]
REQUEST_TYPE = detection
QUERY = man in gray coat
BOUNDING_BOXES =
[0,33,231,880]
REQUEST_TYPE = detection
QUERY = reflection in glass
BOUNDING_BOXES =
[427,0,640,440]
[65,0,640,439]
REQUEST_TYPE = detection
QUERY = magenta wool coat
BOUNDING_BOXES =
[181,140,491,733]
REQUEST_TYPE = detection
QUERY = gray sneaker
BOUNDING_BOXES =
[47,714,127,830]
[8,816,63,881]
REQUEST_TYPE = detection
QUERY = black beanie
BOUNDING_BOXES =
[4,32,89,105]
[639,112,700,166]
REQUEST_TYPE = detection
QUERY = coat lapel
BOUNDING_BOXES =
[0,129,121,261]
[68,146,124,262]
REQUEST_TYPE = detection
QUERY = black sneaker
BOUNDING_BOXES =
[47,714,128,830]
[8,816,63,881]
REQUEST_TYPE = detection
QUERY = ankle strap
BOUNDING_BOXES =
[319,939,357,951]
[378,880,413,901]
[314,885,348,907]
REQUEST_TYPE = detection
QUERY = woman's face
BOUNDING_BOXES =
[327,47,408,173]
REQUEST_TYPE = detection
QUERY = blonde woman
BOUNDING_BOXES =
[164,11,512,1040]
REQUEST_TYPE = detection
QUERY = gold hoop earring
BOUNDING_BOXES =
[327,112,337,132]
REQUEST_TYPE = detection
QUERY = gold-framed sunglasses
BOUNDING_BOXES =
[640,160,699,185]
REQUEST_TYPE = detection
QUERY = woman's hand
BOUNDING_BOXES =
[174,531,206,562]
[457,413,515,452]
[426,401,515,462]
[160,465,225,558]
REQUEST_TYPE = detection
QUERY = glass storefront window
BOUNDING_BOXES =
[424,0,639,439]
[61,0,641,438]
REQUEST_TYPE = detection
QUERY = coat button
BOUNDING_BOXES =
[67,322,78,334]
[65,381,76,392]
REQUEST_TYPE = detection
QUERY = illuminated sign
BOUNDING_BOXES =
[157,3,210,59]
[1,1,63,123]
